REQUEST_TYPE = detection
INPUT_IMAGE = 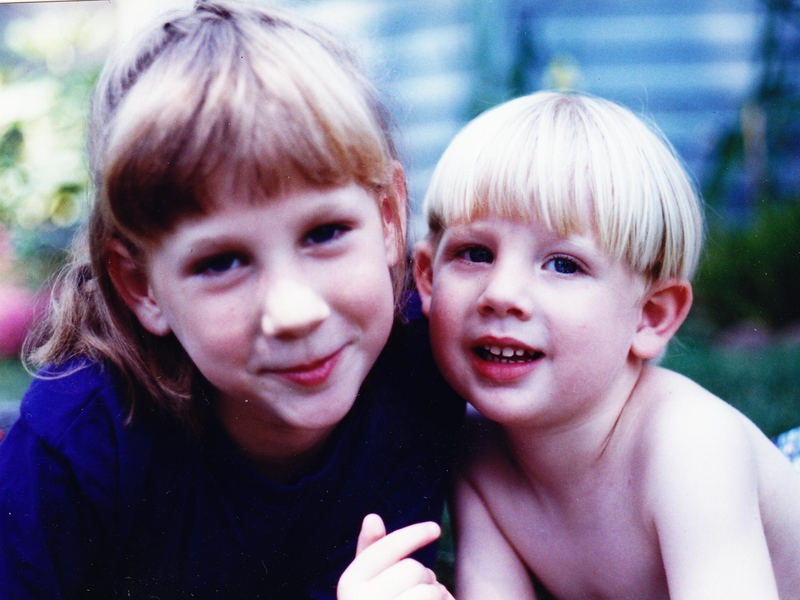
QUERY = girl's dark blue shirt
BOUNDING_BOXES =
[0,318,464,599]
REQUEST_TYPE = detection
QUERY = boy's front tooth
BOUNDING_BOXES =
[490,345,501,355]
[501,347,515,357]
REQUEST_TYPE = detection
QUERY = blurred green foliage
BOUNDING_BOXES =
[0,5,111,287]
[693,201,800,331]
[692,0,800,335]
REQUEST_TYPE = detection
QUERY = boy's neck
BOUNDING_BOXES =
[502,361,646,499]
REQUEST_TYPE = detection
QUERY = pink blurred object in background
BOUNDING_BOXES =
[0,283,41,357]
[0,226,45,358]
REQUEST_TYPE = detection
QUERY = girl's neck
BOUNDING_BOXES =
[216,401,336,484]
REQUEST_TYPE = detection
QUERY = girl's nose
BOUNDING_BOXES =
[477,262,533,320]
[261,278,331,338]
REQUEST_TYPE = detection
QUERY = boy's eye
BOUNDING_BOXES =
[304,223,349,245]
[546,256,580,274]
[195,252,245,275]
[461,246,494,263]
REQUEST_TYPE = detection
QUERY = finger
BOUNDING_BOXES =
[347,521,441,581]
[356,513,387,556]
[396,581,453,600]
[338,557,434,599]
[366,560,436,599]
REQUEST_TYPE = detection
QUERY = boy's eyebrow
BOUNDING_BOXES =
[440,221,610,258]
[435,224,485,247]
[441,220,495,236]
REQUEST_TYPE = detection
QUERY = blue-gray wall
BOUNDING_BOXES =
[295,0,798,237]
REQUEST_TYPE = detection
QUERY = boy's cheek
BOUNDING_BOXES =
[428,316,469,396]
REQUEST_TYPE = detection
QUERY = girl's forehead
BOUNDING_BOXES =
[149,181,380,241]
[204,175,379,212]
[193,180,387,231]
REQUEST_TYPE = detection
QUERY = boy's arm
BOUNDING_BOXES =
[337,514,453,600]
[648,407,779,599]
[454,475,537,599]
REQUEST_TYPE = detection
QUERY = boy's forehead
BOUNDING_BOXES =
[434,182,596,233]
[443,210,593,238]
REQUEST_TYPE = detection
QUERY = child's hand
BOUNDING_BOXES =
[337,514,454,600]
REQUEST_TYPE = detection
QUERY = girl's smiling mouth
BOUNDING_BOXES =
[272,348,345,387]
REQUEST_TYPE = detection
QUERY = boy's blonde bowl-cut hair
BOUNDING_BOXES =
[423,91,704,284]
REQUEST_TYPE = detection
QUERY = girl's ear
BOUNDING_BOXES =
[106,239,171,337]
[631,279,693,360]
[380,160,408,267]
[413,240,435,317]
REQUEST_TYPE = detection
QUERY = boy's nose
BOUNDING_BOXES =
[261,278,331,338]
[477,263,533,320]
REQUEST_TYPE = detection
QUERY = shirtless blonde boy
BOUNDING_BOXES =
[413,91,800,599]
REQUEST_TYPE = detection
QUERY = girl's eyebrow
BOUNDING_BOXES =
[172,234,246,263]
[184,234,239,250]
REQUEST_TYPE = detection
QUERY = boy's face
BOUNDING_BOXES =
[416,214,649,427]
[129,182,401,444]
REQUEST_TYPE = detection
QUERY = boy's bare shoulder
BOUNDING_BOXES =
[635,364,800,531]
[633,365,793,481]
[634,365,760,453]
[635,365,800,596]
[635,365,791,453]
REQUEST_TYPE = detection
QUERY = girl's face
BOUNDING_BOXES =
[125,182,403,456]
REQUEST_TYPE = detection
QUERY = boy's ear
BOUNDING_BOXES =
[106,239,171,337]
[631,279,693,360]
[380,160,408,267]
[413,239,435,317]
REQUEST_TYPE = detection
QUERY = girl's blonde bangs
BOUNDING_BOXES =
[95,8,392,243]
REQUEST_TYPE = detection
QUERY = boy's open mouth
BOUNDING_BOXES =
[474,345,543,364]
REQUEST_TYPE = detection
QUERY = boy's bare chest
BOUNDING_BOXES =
[476,471,670,599]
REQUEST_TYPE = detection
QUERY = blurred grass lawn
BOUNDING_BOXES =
[662,337,800,439]
[0,357,32,407]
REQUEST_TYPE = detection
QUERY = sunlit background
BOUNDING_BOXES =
[1,0,799,450]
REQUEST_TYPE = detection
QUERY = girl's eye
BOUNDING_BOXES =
[460,246,494,263]
[195,252,245,275]
[546,256,581,274]
[304,223,349,245]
